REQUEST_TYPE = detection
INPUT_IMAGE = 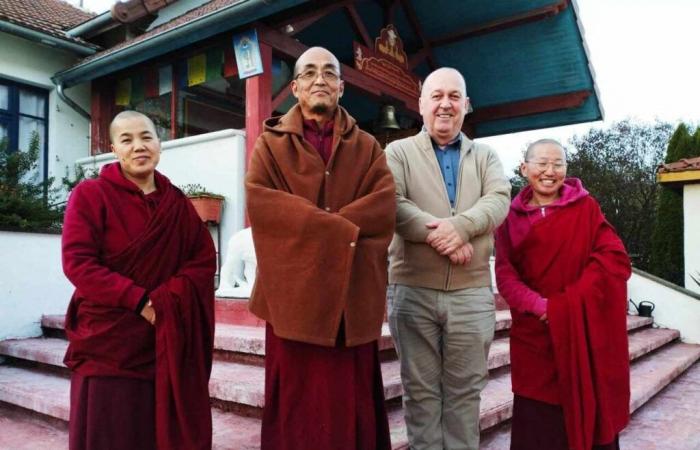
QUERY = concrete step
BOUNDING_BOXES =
[38,312,514,362]
[0,403,68,450]
[0,366,267,450]
[619,360,700,449]
[0,337,67,368]
[2,339,697,450]
[478,342,700,450]
[0,366,70,421]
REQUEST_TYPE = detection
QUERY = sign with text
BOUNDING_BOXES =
[353,25,421,99]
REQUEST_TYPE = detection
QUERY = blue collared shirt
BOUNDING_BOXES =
[432,135,462,207]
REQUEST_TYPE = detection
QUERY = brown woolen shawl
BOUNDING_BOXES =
[69,171,216,450]
[246,105,396,347]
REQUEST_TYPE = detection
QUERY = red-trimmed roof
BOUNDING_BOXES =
[0,0,96,46]
[658,156,700,173]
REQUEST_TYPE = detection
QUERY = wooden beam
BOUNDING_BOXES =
[407,48,429,70]
[271,84,292,112]
[345,4,372,48]
[465,89,590,124]
[657,170,700,185]
[245,43,273,166]
[258,24,420,115]
[383,0,399,26]
[273,0,351,36]
[399,0,436,71]
[430,0,569,48]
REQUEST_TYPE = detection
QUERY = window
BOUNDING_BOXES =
[0,78,49,180]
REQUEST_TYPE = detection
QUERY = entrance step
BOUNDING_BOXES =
[478,342,700,449]
[0,403,68,450]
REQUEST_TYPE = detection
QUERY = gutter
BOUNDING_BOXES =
[66,12,114,38]
[0,20,97,56]
[52,0,306,89]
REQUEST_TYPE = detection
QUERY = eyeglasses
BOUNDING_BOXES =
[526,160,567,173]
[295,69,341,83]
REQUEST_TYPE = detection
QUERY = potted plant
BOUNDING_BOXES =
[180,183,225,224]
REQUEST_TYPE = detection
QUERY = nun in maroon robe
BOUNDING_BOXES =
[495,140,631,450]
[62,111,216,450]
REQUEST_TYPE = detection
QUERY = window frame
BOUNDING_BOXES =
[0,77,50,181]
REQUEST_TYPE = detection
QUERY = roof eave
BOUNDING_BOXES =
[53,0,307,88]
[0,19,97,56]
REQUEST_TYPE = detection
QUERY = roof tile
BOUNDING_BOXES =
[658,156,700,173]
[0,0,97,47]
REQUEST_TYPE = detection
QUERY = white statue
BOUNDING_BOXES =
[216,227,257,298]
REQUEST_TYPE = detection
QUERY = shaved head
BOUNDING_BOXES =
[109,110,158,143]
[293,46,341,78]
[524,138,567,161]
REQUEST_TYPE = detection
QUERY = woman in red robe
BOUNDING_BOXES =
[495,139,631,450]
[62,111,216,450]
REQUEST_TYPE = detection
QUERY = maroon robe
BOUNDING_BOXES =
[496,194,631,450]
[62,162,216,450]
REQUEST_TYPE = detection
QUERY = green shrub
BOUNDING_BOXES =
[0,133,63,231]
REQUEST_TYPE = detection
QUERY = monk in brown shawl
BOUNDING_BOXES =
[246,47,396,450]
[62,111,216,450]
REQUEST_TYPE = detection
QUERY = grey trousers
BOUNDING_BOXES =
[388,284,495,450]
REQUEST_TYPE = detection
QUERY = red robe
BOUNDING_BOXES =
[62,162,216,450]
[496,194,631,450]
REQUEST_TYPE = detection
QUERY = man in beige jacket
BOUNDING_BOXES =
[385,67,510,450]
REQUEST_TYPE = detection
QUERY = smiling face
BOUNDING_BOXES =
[419,68,470,146]
[520,141,567,205]
[110,112,161,184]
[291,47,344,122]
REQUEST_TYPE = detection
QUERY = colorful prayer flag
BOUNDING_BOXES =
[177,61,188,89]
[188,54,206,86]
[115,78,131,106]
[224,47,237,78]
[206,48,224,82]
[158,65,172,95]
[144,68,159,99]
[131,73,145,104]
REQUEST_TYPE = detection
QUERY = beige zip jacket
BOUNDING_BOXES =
[385,130,511,291]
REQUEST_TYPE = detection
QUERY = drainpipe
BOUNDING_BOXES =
[55,82,90,120]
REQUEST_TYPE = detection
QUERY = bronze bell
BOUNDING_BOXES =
[376,104,401,131]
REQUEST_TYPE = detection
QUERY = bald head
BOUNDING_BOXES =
[420,67,467,98]
[418,67,470,146]
[293,46,341,78]
[109,110,158,143]
[524,138,566,162]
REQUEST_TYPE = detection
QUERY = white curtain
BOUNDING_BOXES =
[19,89,46,118]
[0,85,8,110]
[19,117,45,182]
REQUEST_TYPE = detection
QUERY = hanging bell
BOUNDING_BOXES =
[376,104,401,131]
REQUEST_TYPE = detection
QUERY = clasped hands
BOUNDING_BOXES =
[426,220,473,266]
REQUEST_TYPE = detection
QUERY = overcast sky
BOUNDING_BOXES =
[72,0,700,171]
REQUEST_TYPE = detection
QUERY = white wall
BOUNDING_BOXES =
[0,231,74,340]
[628,269,700,344]
[684,183,700,294]
[1,31,91,193]
[76,129,247,263]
